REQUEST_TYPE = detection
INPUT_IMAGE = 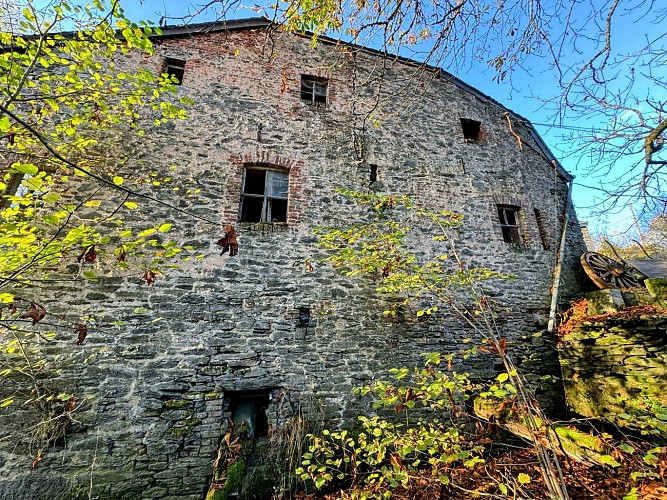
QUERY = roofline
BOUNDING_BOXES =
[151,17,272,37]
[153,18,573,181]
[16,17,565,181]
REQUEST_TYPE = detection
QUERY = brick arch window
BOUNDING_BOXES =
[240,166,289,223]
[497,204,523,245]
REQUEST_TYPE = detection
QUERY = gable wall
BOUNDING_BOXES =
[0,27,588,499]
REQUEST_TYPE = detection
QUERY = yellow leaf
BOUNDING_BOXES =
[85,200,102,207]
[517,473,531,484]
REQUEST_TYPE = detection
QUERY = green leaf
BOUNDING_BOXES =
[623,488,639,500]
[599,455,620,467]
[158,223,172,232]
[618,443,635,454]
[497,372,509,383]
[0,116,11,133]
[134,307,148,314]
[41,193,61,203]
[12,163,38,175]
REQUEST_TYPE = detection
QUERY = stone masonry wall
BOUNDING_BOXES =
[0,24,588,499]
[559,285,667,426]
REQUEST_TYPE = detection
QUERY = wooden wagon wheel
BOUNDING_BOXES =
[580,251,648,289]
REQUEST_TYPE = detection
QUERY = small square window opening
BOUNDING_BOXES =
[165,57,185,85]
[301,76,328,104]
[240,168,289,223]
[369,164,378,183]
[497,205,523,245]
[460,118,483,142]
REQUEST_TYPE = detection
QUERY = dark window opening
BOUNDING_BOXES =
[298,307,311,327]
[369,164,378,183]
[534,208,551,250]
[240,167,289,223]
[226,390,270,438]
[165,57,185,84]
[497,205,523,245]
[301,76,328,104]
[460,118,483,142]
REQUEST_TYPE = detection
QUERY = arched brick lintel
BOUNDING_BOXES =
[223,151,305,225]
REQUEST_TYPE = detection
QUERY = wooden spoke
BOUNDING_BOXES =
[580,252,646,290]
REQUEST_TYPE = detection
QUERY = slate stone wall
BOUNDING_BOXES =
[559,285,667,424]
[0,26,588,499]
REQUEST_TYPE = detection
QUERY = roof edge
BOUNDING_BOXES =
[152,18,573,181]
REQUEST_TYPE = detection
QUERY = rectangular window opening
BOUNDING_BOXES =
[165,57,185,85]
[301,75,328,105]
[497,205,523,245]
[240,167,289,223]
[534,208,551,250]
[226,390,271,440]
[369,164,378,183]
[461,118,483,142]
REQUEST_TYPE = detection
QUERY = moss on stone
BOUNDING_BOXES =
[164,399,189,409]
[206,488,225,500]
[586,289,625,315]
[213,459,246,500]
[646,278,667,308]
[182,417,202,427]
[559,311,667,431]
[166,427,192,437]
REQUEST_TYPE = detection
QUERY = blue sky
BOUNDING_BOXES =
[18,1,667,241]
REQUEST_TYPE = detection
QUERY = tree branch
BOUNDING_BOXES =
[0,102,218,225]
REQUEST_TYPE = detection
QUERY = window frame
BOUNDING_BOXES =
[300,75,328,105]
[239,167,289,224]
[497,205,523,245]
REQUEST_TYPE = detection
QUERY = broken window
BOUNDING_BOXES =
[300,76,328,104]
[240,168,289,223]
[164,57,185,84]
[497,205,523,245]
[460,118,483,142]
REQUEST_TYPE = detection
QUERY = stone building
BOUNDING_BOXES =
[0,18,588,499]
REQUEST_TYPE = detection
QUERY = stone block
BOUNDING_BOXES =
[645,278,667,308]
[586,289,625,315]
